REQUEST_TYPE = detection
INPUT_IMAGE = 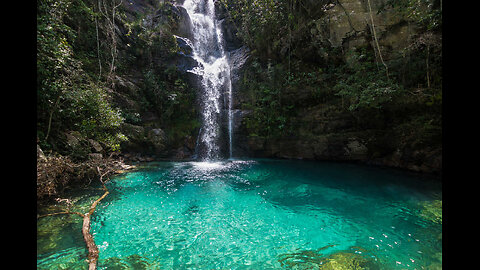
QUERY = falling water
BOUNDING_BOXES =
[183,0,233,160]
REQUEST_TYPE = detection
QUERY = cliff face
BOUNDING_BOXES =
[104,0,200,160]
[97,0,441,174]
[219,0,442,175]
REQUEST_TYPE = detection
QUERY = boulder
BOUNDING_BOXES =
[121,123,146,141]
[173,35,199,72]
[120,123,146,152]
[88,139,103,153]
[175,6,193,41]
[65,131,82,148]
[37,144,47,162]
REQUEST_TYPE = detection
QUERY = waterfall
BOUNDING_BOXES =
[182,0,233,160]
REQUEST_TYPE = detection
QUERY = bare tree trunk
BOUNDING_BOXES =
[44,95,61,142]
[83,187,109,270]
[38,166,111,270]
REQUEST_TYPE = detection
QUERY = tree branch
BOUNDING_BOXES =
[38,166,111,270]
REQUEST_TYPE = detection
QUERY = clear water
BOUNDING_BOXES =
[37,159,441,269]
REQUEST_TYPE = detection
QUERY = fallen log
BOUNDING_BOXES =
[38,166,111,270]
[83,171,109,270]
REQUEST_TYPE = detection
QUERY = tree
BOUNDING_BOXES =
[37,0,126,155]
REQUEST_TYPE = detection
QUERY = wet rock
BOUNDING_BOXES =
[215,1,243,51]
[172,146,192,160]
[175,6,193,40]
[174,36,199,72]
[175,35,193,56]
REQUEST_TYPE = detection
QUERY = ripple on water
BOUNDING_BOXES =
[37,159,441,269]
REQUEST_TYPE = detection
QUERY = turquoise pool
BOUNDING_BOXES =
[37,159,442,269]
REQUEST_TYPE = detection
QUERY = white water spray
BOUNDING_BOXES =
[183,0,233,160]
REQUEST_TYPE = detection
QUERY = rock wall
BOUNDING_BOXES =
[107,0,200,160]
[109,0,441,175]
[221,0,441,175]
[316,0,419,60]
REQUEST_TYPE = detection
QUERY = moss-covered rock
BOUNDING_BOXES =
[419,199,442,224]
[320,252,379,270]
[278,246,380,270]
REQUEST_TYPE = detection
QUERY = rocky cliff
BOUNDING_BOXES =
[85,0,441,174]
[103,0,200,161]
[217,0,442,175]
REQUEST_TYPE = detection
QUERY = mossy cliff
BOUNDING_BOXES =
[37,0,441,177]
[37,0,201,163]
[218,0,442,175]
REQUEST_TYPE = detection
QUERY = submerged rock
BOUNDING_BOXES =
[278,246,380,270]
[321,252,380,270]
[419,199,442,224]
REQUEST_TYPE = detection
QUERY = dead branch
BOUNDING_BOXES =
[97,0,123,87]
[38,166,111,270]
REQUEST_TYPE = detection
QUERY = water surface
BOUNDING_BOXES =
[37,159,442,269]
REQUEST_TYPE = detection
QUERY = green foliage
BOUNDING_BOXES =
[37,0,125,155]
[244,84,290,138]
[379,0,442,30]
[241,60,296,138]
[220,0,333,62]
[334,49,403,111]
[140,68,198,139]
[121,1,180,68]
[393,114,441,148]
[219,0,291,60]
[71,84,126,151]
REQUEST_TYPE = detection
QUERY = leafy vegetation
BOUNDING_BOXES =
[333,49,404,111]
[379,0,442,30]
[220,0,441,151]
[37,0,442,198]
[37,0,199,160]
[37,0,200,202]
[37,0,126,156]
